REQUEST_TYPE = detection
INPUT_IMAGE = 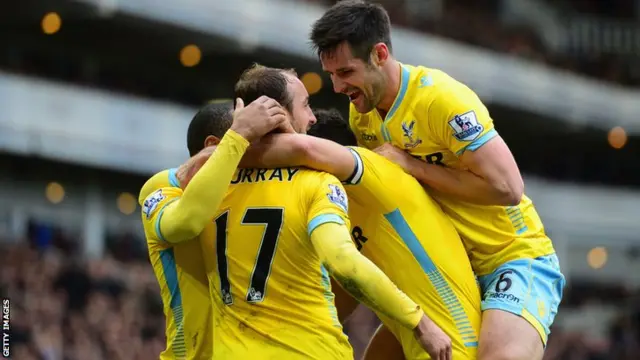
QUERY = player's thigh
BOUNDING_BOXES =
[363,325,405,360]
[478,309,543,360]
[331,278,359,323]
[477,254,565,360]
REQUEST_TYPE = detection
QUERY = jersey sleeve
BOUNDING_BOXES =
[138,169,179,204]
[342,147,402,213]
[148,129,248,243]
[140,187,183,243]
[310,222,424,330]
[426,83,498,156]
[306,173,351,237]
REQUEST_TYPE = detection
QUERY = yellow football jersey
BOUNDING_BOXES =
[349,63,555,276]
[202,167,353,360]
[344,147,481,360]
[139,169,213,360]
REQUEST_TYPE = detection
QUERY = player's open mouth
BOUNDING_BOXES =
[347,91,362,104]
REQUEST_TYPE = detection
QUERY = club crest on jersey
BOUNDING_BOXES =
[327,184,348,212]
[143,189,165,219]
[449,111,483,141]
[401,119,422,149]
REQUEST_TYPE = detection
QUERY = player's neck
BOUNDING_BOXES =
[376,60,401,116]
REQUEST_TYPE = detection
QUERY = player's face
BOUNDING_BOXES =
[320,42,387,113]
[285,74,317,134]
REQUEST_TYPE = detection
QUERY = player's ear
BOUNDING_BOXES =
[204,135,221,147]
[371,43,388,66]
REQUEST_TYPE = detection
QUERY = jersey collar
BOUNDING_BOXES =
[379,64,411,141]
[385,64,411,121]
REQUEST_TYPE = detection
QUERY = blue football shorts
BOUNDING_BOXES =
[477,254,565,344]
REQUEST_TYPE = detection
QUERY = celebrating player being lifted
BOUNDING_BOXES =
[309,1,565,359]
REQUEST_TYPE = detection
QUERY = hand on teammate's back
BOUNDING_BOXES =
[230,96,290,143]
[413,315,453,360]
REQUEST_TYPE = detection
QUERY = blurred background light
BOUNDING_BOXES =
[180,44,202,67]
[608,126,627,149]
[41,12,61,35]
[301,72,323,95]
[587,247,608,269]
[45,182,65,204]
[117,192,137,215]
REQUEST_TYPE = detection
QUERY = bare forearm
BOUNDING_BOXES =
[409,158,516,206]
[241,134,354,181]
[239,134,307,168]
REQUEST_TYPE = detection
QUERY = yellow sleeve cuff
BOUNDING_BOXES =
[225,129,250,150]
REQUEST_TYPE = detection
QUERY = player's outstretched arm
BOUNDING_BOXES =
[150,129,249,242]
[310,222,452,359]
[177,97,290,188]
[147,97,290,242]
[241,133,356,181]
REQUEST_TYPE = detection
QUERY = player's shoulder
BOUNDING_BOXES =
[293,167,342,186]
[408,65,460,99]
[408,64,457,84]
[420,66,477,99]
[139,168,180,205]
[299,169,349,213]
[410,66,480,123]
[289,168,347,210]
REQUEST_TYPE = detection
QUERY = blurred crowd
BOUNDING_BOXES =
[545,324,640,360]
[1,223,164,360]
[311,0,640,87]
[544,281,640,360]
[548,0,638,19]
[2,221,640,360]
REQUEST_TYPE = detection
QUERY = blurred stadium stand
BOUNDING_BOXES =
[1,0,639,359]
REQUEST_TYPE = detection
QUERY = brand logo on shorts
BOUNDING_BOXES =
[486,292,521,304]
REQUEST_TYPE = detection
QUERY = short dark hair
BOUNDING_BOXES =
[310,0,392,61]
[234,64,297,113]
[308,108,357,146]
[186,100,234,156]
